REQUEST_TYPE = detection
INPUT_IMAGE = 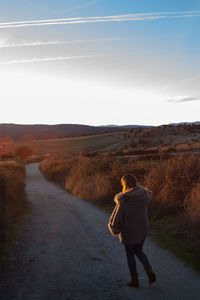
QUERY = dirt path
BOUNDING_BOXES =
[0,163,200,300]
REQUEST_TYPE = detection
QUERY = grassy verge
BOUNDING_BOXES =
[149,215,200,273]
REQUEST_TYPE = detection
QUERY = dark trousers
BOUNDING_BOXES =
[124,239,150,276]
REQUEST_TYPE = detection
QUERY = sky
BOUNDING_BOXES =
[0,0,200,126]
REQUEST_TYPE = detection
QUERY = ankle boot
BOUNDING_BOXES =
[145,265,156,284]
[126,274,139,287]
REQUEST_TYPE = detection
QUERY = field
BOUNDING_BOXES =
[1,133,118,158]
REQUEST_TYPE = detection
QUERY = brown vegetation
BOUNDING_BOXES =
[0,161,25,198]
[0,161,27,242]
[40,155,123,201]
[40,154,200,221]
[184,181,200,221]
[39,157,77,183]
[145,154,200,213]
[15,146,33,159]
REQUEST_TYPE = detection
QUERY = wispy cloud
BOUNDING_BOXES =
[0,37,122,49]
[0,55,98,65]
[168,96,200,103]
[0,10,200,29]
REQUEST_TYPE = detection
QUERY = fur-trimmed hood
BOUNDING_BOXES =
[114,184,152,205]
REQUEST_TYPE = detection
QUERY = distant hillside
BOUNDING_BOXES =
[0,123,151,140]
[168,121,200,126]
[0,122,199,158]
[0,122,199,141]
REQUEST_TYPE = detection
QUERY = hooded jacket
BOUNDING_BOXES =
[108,185,152,244]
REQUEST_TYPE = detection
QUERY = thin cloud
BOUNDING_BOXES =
[0,10,200,29]
[0,37,123,49]
[168,96,200,103]
[0,55,98,65]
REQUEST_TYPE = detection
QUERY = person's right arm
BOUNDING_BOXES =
[108,203,124,236]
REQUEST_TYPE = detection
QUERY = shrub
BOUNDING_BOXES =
[1,152,14,159]
[0,161,25,197]
[65,155,124,202]
[15,146,33,159]
[145,154,200,209]
[39,158,76,182]
[184,181,200,221]
[0,161,26,234]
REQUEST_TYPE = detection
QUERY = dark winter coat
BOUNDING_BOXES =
[108,185,152,244]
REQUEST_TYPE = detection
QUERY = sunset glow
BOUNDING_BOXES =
[0,1,199,126]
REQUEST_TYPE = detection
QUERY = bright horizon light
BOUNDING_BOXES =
[0,1,199,126]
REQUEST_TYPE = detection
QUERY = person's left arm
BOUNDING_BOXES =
[145,189,152,204]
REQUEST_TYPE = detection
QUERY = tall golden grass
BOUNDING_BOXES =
[184,181,200,221]
[40,153,200,221]
[144,154,200,217]
[39,157,77,183]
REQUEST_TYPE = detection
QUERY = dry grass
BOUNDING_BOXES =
[40,153,200,221]
[184,181,200,221]
[40,155,158,203]
[144,154,200,215]
[0,161,25,196]
[0,160,27,268]
[0,160,26,225]
[40,154,124,201]
[40,157,77,183]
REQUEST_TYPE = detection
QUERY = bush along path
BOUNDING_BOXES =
[0,163,200,300]
[0,160,27,267]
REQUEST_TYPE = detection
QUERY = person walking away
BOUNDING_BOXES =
[108,173,156,287]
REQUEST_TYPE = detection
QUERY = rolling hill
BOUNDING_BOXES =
[0,123,152,140]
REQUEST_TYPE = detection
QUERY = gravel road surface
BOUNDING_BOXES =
[0,163,200,300]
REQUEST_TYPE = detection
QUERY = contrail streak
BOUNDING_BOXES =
[0,11,200,29]
[0,38,122,48]
[0,55,97,65]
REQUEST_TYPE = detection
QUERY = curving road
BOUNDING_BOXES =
[0,163,200,300]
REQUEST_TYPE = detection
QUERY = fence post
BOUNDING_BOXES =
[0,178,6,242]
